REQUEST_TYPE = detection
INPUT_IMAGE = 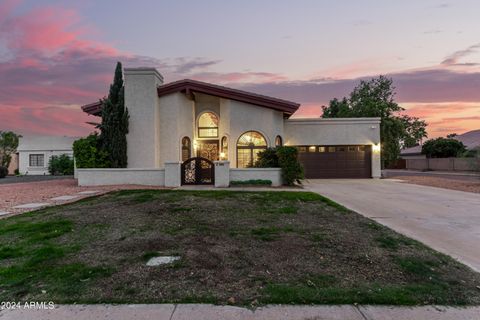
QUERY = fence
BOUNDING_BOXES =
[406,158,480,172]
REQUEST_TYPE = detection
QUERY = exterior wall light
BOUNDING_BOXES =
[372,143,381,152]
[220,152,226,159]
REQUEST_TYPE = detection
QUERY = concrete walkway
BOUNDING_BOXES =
[305,179,480,272]
[1,304,480,320]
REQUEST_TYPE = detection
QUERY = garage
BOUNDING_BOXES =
[297,145,372,178]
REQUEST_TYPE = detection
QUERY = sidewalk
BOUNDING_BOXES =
[1,304,479,320]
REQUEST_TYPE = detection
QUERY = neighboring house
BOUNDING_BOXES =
[81,67,381,185]
[401,129,480,159]
[18,136,78,175]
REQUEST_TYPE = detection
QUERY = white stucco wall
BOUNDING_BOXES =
[285,118,381,178]
[230,168,283,186]
[125,68,164,168]
[158,92,195,165]
[284,118,381,145]
[77,168,165,186]
[226,100,284,167]
[17,135,77,175]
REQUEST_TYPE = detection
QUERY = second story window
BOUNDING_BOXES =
[198,112,218,138]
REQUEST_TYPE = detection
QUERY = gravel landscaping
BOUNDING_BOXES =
[393,175,480,193]
[0,179,165,214]
[0,190,479,306]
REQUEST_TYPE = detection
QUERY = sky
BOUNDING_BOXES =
[0,0,479,138]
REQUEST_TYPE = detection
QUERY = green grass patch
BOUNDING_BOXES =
[396,257,440,277]
[263,282,455,305]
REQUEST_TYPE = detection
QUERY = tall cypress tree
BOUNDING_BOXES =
[100,62,129,168]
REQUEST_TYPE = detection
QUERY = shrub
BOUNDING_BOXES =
[277,146,304,186]
[254,148,279,168]
[0,166,7,178]
[256,146,303,186]
[73,133,110,168]
[14,169,19,175]
[48,154,74,175]
[421,138,466,158]
[230,179,272,186]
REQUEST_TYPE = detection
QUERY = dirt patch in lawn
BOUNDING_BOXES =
[393,175,480,193]
[1,190,479,305]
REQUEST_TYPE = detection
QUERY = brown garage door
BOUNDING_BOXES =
[297,145,372,178]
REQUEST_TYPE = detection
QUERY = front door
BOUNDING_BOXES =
[197,140,219,161]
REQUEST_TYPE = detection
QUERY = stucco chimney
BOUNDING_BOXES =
[124,68,164,168]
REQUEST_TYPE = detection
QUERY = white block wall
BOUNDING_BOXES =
[77,168,165,186]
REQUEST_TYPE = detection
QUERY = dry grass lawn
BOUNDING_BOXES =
[1,190,479,306]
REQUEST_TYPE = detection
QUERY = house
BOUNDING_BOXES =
[18,135,78,175]
[79,68,381,186]
[401,129,480,159]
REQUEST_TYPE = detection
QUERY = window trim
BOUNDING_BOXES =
[181,137,191,161]
[29,154,45,167]
[221,136,228,159]
[197,112,219,138]
[275,135,283,147]
[236,131,268,168]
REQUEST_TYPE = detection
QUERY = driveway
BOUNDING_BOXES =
[305,179,480,272]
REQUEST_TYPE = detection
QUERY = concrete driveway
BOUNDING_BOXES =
[305,179,480,272]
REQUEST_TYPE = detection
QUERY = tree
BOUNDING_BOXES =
[421,138,466,158]
[0,131,21,168]
[321,76,427,167]
[399,115,428,148]
[99,62,129,168]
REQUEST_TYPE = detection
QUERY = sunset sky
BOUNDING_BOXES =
[1,0,479,138]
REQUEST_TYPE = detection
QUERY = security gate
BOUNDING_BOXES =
[181,157,215,185]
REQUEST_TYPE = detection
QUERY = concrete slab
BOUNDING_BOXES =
[50,195,79,201]
[172,304,252,320]
[360,305,480,320]
[305,179,480,272]
[0,304,175,320]
[77,191,99,195]
[253,305,364,320]
[0,211,11,216]
[146,256,180,266]
[12,202,50,209]
[1,304,479,320]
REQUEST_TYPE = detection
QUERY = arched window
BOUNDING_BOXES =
[198,112,218,138]
[237,131,267,168]
[275,135,283,147]
[221,136,228,159]
[181,137,191,161]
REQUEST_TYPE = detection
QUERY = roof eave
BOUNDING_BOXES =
[157,80,300,115]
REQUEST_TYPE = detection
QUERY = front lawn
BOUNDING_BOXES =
[1,190,479,305]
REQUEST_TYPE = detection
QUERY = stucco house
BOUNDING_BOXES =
[18,135,77,175]
[79,67,380,186]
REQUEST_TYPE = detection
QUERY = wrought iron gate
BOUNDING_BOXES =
[181,157,215,185]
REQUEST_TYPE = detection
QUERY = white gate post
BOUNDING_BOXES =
[214,161,230,187]
[165,162,181,187]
